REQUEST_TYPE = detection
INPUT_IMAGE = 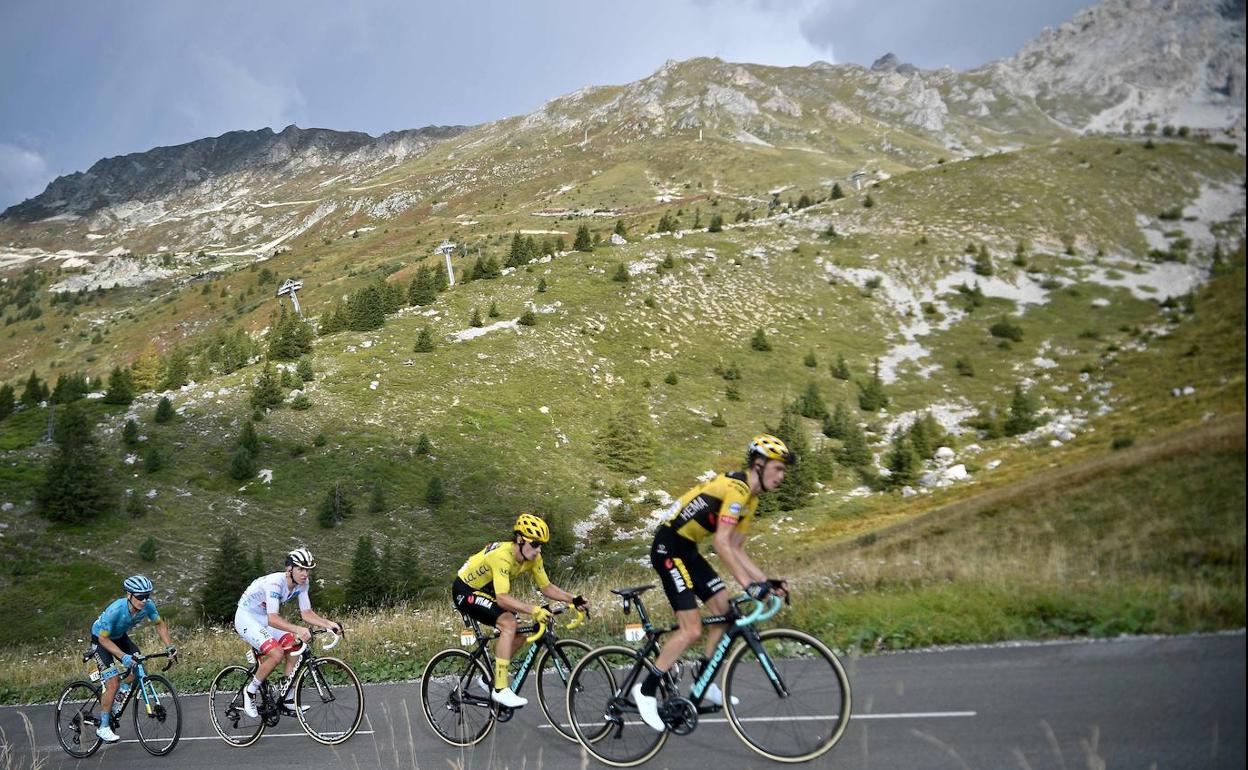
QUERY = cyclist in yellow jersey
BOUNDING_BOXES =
[452,513,590,709]
[633,434,794,731]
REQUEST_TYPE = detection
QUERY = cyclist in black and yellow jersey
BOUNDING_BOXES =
[453,513,590,708]
[633,434,794,731]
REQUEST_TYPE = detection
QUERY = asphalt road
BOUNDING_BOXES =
[1,633,1242,769]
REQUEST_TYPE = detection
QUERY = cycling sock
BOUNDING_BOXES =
[246,677,261,695]
[494,657,510,690]
[640,670,663,697]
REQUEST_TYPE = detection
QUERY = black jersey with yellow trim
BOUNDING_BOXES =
[660,470,758,543]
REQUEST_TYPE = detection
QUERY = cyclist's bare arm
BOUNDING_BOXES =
[154,618,173,647]
[96,635,127,661]
[299,608,341,634]
[712,521,759,589]
[267,611,311,641]
[494,591,536,615]
[540,584,576,604]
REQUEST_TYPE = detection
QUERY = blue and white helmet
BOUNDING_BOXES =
[123,575,153,595]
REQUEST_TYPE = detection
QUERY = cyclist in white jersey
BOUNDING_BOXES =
[234,548,341,718]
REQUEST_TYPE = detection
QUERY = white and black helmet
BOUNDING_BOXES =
[286,547,316,569]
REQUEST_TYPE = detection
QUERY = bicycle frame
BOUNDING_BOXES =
[100,652,175,724]
[459,615,556,695]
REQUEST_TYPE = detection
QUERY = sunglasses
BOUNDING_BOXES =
[522,539,543,550]
[130,592,151,601]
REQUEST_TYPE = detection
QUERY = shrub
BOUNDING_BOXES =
[122,419,140,446]
[955,357,975,377]
[803,350,817,368]
[664,372,678,385]
[990,318,1024,342]
[291,394,312,410]
[414,327,435,352]
[154,396,175,424]
[143,445,164,473]
[710,412,727,427]
[127,492,145,518]
[138,536,157,563]
[425,475,445,506]
[857,360,889,412]
[612,263,630,283]
[229,446,255,480]
[750,328,772,352]
[518,310,537,326]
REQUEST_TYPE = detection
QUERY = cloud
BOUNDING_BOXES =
[173,53,308,137]
[0,142,51,211]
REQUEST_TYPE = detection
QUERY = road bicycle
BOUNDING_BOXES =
[54,649,181,758]
[208,627,364,746]
[421,603,595,746]
[565,584,851,766]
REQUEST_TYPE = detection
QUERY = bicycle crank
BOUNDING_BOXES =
[661,696,698,735]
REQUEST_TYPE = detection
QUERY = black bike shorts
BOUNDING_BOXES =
[91,634,140,670]
[452,577,508,626]
[650,527,726,612]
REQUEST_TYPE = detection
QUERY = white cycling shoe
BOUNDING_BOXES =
[630,683,666,732]
[95,724,121,744]
[703,683,740,707]
[242,690,259,719]
[490,686,528,708]
[470,675,490,695]
[281,697,310,714]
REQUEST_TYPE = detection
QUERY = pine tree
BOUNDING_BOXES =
[154,396,175,424]
[198,530,251,623]
[973,244,994,277]
[143,444,164,473]
[0,383,15,421]
[488,301,500,318]
[822,401,851,439]
[708,213,724,233]
[20,370,45,406]
[614,220,627,237]
[250,362,284,410]
[296,357,314,382]
[838,422,872,468]
[425,475,445,506]
[1004,384,1042,436]
[518,310,537,326]
[803,350,818,368]
[537,277,548,293]
[318,482,353,528]
[37,402,115,523]
[395,539,428,601]
[369,482,387,514]
[612,263,630,283]
[162,347,191,390]
[408,266,437,306]
[126,491,145,518]
[750,328,772,352]
[138,536,157,562]
[414,327,435,353]
[229,446,255,480]
[346,536,384,609]
[506,232,526,268]
[830,183,845,200]
[378,540,398,604]
[122,419,140,446]
[103,366,135,405]
[470,307,484,328]
[857,360,890,412]
[415,433,432,454]
[129,348,164,393]
[771,411,815,511]
[794,380,827,419]
[863,194,875,208]
[594,395,655,473]
[831,354,851,380]
[574,225,594,252]
[884,431,921,489]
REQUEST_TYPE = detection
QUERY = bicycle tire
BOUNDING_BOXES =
[721,628,851,763]
[133,673,182,756]
[54,680,103,758]
[421,648,496,747]
[208,665,266,747]
[534,638,592,741]
[294,656,365,745]
[566,645,668,768]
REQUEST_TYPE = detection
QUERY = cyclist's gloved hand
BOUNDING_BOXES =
[572,594,590,612]
[330,622,343,636]
[745,581,771,601]
[121,654,135,669]
[165,644,178,656]
[768,578,791,603]
[532,606,553,625]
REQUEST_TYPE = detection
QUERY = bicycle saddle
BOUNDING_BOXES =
[610,584,656,599]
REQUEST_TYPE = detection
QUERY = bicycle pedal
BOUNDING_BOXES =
[696,703,723,715]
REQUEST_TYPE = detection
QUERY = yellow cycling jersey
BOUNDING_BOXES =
[456,541,551,595]
[661,471,758,543]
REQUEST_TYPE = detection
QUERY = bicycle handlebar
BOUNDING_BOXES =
[735,594,784,627]
[523,603,584,642]
[312,627,341,650]
[131,650,177,672]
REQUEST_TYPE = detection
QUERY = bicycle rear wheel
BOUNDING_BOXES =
[208,665,266,747]
[295,656,365,745]
[421,648,495,747]
[54,680,103,758]
[721,628,851,763]
[535,638,594,741]
[133,674,182,755]
[566,645,668,768]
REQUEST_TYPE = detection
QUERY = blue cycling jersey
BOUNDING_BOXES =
[92,597,160,638]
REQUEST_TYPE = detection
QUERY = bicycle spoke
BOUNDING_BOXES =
[421,649,495,747]
[208,665,265,747]
[55,681,103,759]
[296,657,364,745]
[567,646,668,767]
[723,629,851,762]
[133,674,181,756]
[536,638,593,741]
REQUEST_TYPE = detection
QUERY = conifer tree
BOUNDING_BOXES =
[612,263,630,283]
[198,530,250,623]
[537,277,548,293]
[369,482,387,514]
[750,328,772,352]
[594,395,655,474]
[318,481,353,527]
[395,539,428,601]
[518,310,537,326]
[154,396,175,424]
[122,419,140,446]
[771,411,815,511]
[143,444,164,473]
[38,402,115,524]
[408,265,437,306]
[1005,384,1042,436]
[973,244,994,277]
[415,433,432,454]
[884,431,921,489]
[708,213,724,233]
[838,422,872,468]
[803,350,817,368]
[296,357,314,382]
[103,366,135,405]
[830,182,845,200]
[346,536,384,609]
[574,225,594,252]
[138,536,157,562]
[162,347,191,391]
[20,370,46,406]
[425,475,445,506]
[822,401,851,439]
[614,220,627,237]
[129,349,164,393]
[488,300,500,318]
[470,307,484,328]
[250,362,284,410]
[414,327,435,353]
[229,446,255,480]
[794,380,827,420]
[857,359,890,412]
[0,383,14,421]
[126,491,145,518]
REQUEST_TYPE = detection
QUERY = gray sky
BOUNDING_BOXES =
[0,0,1092,212]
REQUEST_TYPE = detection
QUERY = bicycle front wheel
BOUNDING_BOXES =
[54,680,103,758]
[535,638,593,741]
[421,648,495,747]
[208,665,266,747]
[722,628,851,763]
[295,657,365,745]
[133,673,182,755]
[566,645,668,768]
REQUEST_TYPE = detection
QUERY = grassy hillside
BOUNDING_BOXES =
[0,134,1244,662]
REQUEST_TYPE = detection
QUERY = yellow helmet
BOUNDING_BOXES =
[514,513,551,543]
[747,434,795,465]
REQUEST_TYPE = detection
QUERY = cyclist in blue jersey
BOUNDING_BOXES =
[90,575,177,744]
